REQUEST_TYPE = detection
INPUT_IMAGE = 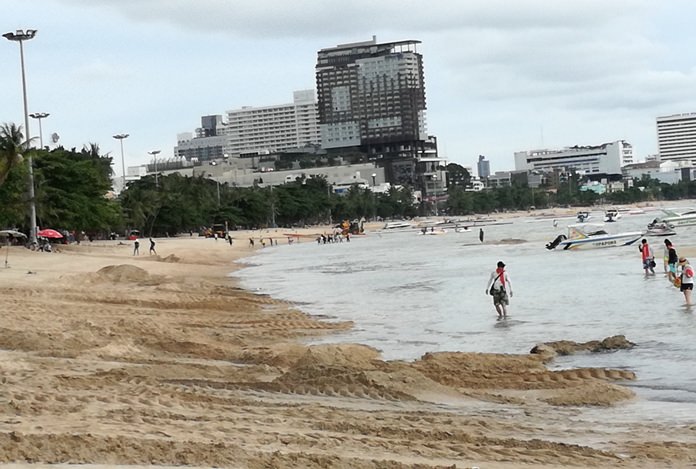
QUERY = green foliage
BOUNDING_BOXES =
[32,147,120,231]
[0,123,27,187]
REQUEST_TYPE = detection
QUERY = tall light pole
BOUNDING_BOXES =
[29,112,49,148]
[4,29,38,244]
[148,150,161,187]
[113,134,129,191]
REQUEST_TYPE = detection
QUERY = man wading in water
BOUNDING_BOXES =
[486,260,513,319]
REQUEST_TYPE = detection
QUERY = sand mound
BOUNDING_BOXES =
[293,343,382,369]
[161,254,180,263]
[531,335,636,356]
[542,381,635,406]
[97,264,151,283]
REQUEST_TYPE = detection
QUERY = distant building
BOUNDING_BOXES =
[175,131,226,162]
[622,160,687,185]
[486,171,512,188]
[514,140,631,177]
[174,90,320,162]
[657,112,696,163]
[477,155,490,178]
[224,90,320,157]
[316,37,431,185]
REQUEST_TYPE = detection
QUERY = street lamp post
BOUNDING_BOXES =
[29,112,49,148]
[148,150,161,187]
[371,173,377,220]
[113,134,129,190]
[4,28,38,244]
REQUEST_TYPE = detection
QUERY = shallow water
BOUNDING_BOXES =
[235,208,696,420]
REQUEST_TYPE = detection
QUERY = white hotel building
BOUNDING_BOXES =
[223,89,320,156]
[657,112,696,163]
[514,140,633,176]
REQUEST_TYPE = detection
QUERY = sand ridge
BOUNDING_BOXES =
[0,234,695,467]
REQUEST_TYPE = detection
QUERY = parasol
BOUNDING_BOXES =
[37,228,64,239]
[0,229,27,268]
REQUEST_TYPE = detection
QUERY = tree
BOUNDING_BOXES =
[0,123,27,188]
[446,163,471,188]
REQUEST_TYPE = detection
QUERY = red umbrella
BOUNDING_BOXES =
[37,228,64,239]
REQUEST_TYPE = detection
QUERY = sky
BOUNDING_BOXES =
[2,0,696,177]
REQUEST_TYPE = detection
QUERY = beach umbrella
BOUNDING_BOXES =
[0,229,26,238]
[37,228,64,239]
[0,229,27,268]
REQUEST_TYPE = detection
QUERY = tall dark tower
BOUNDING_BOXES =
[316,37,429,184]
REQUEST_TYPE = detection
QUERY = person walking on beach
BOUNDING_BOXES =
[479,228,484,243]
[678,258,694,306]
[133,239,140,256]
[639,239,655,275]
[485,261,513,319]
[149,237,157,256]
[665,239,678,283]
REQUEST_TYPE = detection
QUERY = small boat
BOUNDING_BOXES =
[646,221,676,237]
[454,226,473,233]
[604,208,621,222]
[576,211,592,223]
[546,223,643,250]
[649,208,696,227]
[382,221,413,230]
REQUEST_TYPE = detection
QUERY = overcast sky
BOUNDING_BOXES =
[2,0,696,176]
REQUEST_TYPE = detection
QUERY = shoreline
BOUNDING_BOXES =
[1,231,695,467]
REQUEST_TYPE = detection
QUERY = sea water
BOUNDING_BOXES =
[235,209,696,422]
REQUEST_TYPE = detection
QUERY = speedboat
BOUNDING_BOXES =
[646,220,676,237]
[649,208,696,228]
[546,223,643,250]
[383,221,413,230]
[576,211,591,223]
[604,208,621,222]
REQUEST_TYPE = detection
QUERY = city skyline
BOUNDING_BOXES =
[2,0,696,177]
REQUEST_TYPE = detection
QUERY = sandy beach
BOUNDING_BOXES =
[1,228,695,468]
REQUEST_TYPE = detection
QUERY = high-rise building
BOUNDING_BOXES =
[657,112,696,163]
[316,37,431,185]
[224,90,320,157]
[174,91,321,162]
[477,155,490,178]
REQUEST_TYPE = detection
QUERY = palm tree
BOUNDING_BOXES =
[0,123,26,187]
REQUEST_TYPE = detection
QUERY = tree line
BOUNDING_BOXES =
[2,123,696,237]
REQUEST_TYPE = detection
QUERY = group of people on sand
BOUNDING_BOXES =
[639,238,694,305]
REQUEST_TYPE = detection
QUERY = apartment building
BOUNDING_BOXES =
[316,37,431,185]
[174,91,321,162]
[657,112,696,163]
[224,90,320,157]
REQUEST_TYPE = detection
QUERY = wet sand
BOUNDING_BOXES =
[0,231,695,468]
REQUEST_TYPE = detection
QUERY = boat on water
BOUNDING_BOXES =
[546,223,643,250]
[382,221,413,230]
[649,208,696,227]
[576,211,592,222]
[604,208,622,222]
[645,222,676,237]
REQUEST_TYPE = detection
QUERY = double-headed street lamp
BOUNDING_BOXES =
[113,133,129,190]
[29,112,49,148]
[148,150,161,187]
[4,28,38,244]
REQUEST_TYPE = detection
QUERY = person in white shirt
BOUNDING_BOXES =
[485,261,513,319]
[678,258,694,306]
